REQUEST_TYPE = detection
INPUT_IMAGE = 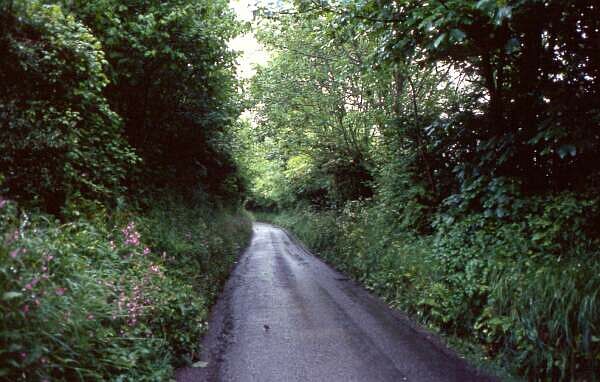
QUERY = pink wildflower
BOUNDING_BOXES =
[10,248,22,259]
[20,352,27,360]
[122,222,141,246]
[55,287,66,296]
[143,247,150,256]
[149,264,163,277]
[21,305,30,314]
[0,197,7,209]
[24,278,39,290]
[87,314,94,320]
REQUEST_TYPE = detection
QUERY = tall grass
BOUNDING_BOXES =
[140,199,252,307]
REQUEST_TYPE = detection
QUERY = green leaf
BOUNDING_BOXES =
[475,0,495,11]
[433,32,447,49]
[449,29,466,42]
[2,292,23,300]
[496,208,508,218]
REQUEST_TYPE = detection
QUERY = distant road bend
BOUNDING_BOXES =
[177,223,494,382]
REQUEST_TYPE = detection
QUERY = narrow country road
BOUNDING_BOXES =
[176,223,494,382]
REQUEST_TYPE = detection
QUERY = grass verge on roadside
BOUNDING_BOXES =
[255,204,599,381]
[1,197,251,380]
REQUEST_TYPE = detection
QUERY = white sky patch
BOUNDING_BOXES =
[229,0,270,79]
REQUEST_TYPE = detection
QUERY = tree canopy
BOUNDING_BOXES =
[241,0,600,217]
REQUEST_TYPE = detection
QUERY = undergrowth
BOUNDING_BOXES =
[0,197,251,380]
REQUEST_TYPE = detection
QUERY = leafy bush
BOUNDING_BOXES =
[0,196,251,380]
[0,1,137,213]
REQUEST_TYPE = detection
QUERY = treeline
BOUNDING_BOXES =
[239,0,600,379]
[0,1,251,380]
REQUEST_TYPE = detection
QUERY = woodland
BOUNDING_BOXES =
[1,0,599,380]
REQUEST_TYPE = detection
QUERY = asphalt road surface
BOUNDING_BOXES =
[176,223,494,382]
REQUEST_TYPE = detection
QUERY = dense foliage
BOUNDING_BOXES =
[238,0,600,379]
[1,0,243,213]
[0,197,251,380]
[0,1,137,214]
[3,0,600,378]
[58,0,243,197]
[1,0,251,380]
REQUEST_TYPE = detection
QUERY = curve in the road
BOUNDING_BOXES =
[177,223,495,382]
